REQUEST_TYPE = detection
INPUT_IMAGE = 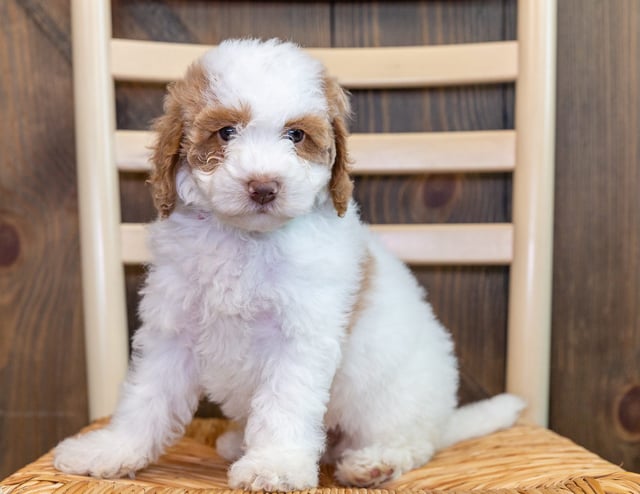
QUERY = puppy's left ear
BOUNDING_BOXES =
[325,76,354,217]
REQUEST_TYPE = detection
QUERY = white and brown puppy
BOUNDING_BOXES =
[54,38,524,491]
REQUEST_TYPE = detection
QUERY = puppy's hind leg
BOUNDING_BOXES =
[330,406,438,487]
[334,437,435,487]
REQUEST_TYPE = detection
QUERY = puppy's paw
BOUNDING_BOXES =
[216,429,244,462]
[335,447,406,487]
[228,449,318,492]
[54,428,151,478]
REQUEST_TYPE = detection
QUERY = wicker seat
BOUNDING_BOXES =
[3,0,640,493]
[3,418,640,493]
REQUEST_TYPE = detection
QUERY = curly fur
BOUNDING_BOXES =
[54,38,524,491]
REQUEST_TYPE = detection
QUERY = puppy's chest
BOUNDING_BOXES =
[184,236,286,318]
[196,306,287,407]
[182,241,289,389]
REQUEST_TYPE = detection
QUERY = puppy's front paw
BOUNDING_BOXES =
[228,449,318,492]
[54,428,151,478]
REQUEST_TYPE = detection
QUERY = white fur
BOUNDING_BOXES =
[54,39,524,491]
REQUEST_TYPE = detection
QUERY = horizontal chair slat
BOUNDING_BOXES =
[111,39,517,88]
[115,129,515,174]
[121,223,149,265]
[121,223,513,266]
[350,131,515,174]
[373,224,513,265]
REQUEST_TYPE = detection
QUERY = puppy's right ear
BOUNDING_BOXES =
[149,83,184,218]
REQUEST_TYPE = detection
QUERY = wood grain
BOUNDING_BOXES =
[551,0,640,471]
[109,38,517,87]
[0,0,87,478]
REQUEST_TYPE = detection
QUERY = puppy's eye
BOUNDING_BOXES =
[285,128,305,144]
[218,126,237,142]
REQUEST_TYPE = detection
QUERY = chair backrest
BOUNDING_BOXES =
[71,0,556,426]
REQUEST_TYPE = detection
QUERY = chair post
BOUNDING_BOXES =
[71,0,129,420]
[507,0,557,426]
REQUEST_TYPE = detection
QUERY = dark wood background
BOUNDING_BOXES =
[1,0,639,479]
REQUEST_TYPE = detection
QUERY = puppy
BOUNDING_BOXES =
[54,38,524,491]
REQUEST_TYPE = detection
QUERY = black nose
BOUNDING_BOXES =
[248,180,279,205]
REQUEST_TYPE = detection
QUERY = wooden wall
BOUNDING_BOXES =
[0,0,88,479]
[551,0,640,471]
[1,0,638,480]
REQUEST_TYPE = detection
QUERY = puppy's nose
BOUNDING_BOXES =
[248,180,279,205]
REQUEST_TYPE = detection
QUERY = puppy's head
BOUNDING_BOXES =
[150,38,353,232]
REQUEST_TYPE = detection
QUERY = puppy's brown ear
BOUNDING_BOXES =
[149,84,184,218]
[325,76,354,217]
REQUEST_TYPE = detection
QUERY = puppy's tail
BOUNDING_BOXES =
[438,393,526,449]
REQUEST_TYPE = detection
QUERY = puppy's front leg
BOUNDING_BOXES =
[54,332,200,478]
[228,324,341,492]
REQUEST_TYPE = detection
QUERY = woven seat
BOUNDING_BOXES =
[3,418,640,493]
[4,1,636,493]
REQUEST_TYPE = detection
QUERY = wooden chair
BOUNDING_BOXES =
[3,1,640,493]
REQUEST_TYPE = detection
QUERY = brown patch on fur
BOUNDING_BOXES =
[189,105,252,172]
[346,251,375,334]
[323,76,353,217]
[284,114,332,164]
[148,61,254,217]
[149,62,210,217]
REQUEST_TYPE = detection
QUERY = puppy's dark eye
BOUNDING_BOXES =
[218,126,237,142]
[285,128,305,144]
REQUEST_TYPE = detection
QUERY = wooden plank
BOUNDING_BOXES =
[350,131,515,173]
[115,129,516,174]
[110,38,517,88]
[121,222,513,266]
[120,223,150,265]
[373,223,513,265]
[115,130,152,172]
[0,0,87,479]
[111,1,332,48]
[551,0,640,470]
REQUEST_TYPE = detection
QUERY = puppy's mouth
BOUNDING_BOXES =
[253,202,275,214]
[220,203,292,233]
[250,202,293,222]
[210,190,293,230]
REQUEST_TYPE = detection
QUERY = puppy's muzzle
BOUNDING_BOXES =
[248,180,279,205]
